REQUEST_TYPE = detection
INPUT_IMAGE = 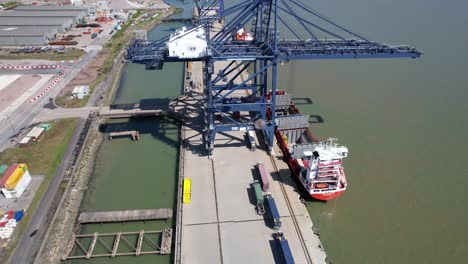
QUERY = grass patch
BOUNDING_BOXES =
[2,1,18,9]
[0,118,80,261]
[0,49,85,61]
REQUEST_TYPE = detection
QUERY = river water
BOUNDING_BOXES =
[76,0,468,263]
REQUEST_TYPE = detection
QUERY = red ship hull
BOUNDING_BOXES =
[311,189,346,201]
[271,95,346,202]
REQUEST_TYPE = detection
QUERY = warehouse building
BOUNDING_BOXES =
[14,5,95,14]
[0,17,74,33]
[0,11,87,23]
[0,5,91,46]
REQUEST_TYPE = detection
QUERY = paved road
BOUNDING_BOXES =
[1,48,99,263]
[33,107,98,123]
[5,26,117,263]
[9,118,87,264]
[0,49,98,151]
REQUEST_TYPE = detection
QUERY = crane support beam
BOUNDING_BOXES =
[125,0,422,156]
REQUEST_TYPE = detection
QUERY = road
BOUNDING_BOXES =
[33,107,98,123]
[3,26,119,263]
[0,49,98,151]
[8,118,87,264]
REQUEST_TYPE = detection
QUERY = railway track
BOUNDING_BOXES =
[269,155,314,264]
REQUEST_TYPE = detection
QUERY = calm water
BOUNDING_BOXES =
[77,0,468,263]
[278,1,468,263]
[72,16,186,264]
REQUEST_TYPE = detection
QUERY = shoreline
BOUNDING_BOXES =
[33,7,182,264]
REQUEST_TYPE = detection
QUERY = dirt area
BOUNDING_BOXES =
[0,75,41,112]
[0,49,85,62]
[61,49,111,97]
[55,48,111,108]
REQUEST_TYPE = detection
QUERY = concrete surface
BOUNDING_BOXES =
[0,74,54,117]
[177,59,327,264]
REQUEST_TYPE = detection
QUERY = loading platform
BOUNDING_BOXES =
[62,228,172,260]
[78,208,173,224]
[108,130,140,141]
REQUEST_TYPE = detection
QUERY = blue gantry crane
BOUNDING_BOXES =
[126,0,422,157]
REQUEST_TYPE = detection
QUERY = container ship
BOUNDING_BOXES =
[268,91,348,201]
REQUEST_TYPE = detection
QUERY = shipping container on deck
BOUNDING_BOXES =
[265,194,281,230]
[256,162,269,191]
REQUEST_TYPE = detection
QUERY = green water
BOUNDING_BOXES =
[75,1,468,263]
[72,21,185,264]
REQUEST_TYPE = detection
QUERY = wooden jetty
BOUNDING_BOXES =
[78,208,173,224]
[108,130,140,141]
[62,228,173,260]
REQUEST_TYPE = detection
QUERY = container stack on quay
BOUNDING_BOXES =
[0,163,32,199]
[0,210,25,240]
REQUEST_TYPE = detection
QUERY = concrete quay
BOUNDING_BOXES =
[174,61,327,264]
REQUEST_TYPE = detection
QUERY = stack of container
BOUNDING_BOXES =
[0,164,32,199]
[0,210,25,239]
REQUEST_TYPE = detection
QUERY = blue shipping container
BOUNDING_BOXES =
[266,195,281,229]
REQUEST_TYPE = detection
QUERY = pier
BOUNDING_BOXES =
[78,208,173,224]
[98,105,185,122]
[172,66,327,264]
[108,130,140,141]
[62,228,172,260]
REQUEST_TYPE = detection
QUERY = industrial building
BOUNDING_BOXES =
[72,85,90,99]
[0,5,91,46]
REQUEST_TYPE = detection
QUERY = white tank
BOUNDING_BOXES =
[166,26,207,59]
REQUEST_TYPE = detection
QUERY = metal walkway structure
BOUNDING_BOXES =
[62,228,172,260]
[98,104,185,122]
[126,0,422,156]
[78,208,173,224]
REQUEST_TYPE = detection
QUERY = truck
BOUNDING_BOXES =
[274,231,295,264]
[247,130,257,151]
[256,162,269,191]
[265,194,281,230]
[252,182,265,215]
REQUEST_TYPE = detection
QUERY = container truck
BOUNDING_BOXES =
[265,194,281,230]
[275,231,295,264]
[256,162,269,191]
[252,182,265,215]
[247,130,257,151]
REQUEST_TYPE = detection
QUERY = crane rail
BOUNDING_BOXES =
[269,154,314,264]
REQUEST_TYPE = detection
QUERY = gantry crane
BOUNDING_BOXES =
[126,0,422,157]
